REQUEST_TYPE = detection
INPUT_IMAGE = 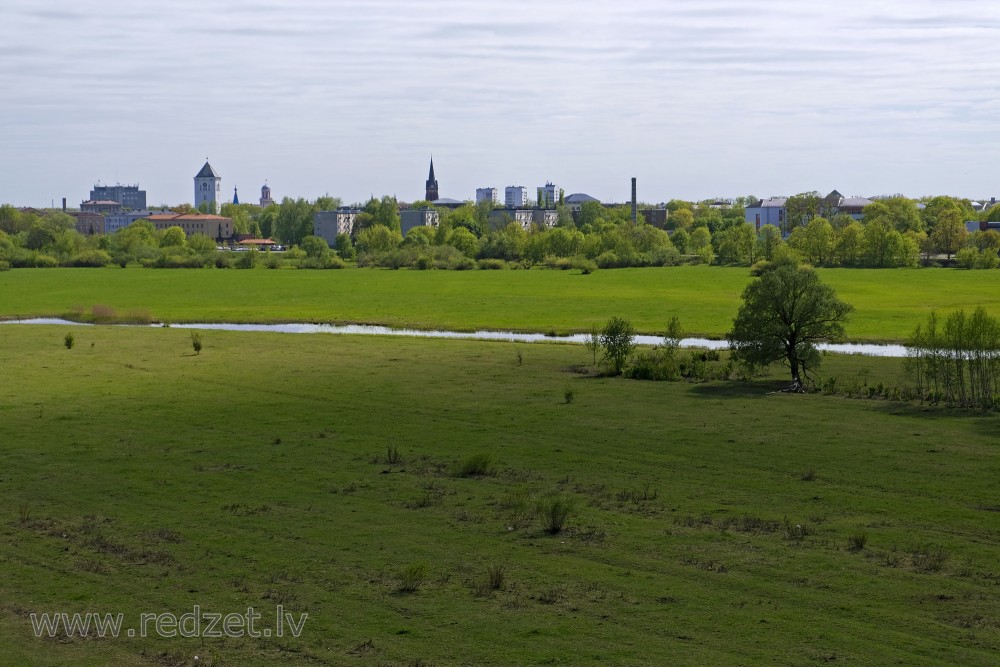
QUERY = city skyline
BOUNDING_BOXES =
[2,0,999,208]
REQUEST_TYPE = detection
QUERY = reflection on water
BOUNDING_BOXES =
[1,318,909,358]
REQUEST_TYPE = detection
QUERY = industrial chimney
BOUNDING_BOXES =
[631,177,637,225]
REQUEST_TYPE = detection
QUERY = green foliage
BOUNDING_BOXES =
[904,307,1000,409]
[235,247,258,269]
[334,233,355,260]
[728,265,853,384]
[64,332,74,349]
[355,225,402,254]
[864,198,924,233]
[363,195,401,233]
[396,562,428,593]
[299,235,330,259]
[454,453,496,478]
[445,227,480,257]
[600,316,636,375]
[159,226,186,248]
[535,494,573,534]
[190,331,202,355]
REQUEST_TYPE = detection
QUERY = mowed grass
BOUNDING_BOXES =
[1,266,1000,340]
[0,324,997,666]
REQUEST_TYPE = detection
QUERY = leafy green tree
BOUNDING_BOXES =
[364,195,401,233]
[784,192,822,232]
[969,229,1000,253]
[334,233,355,260]
[188,233,216,257]
[834,222,864,266]
[670,229,689,254]
[670,208,694,231]
[600,316,636,376]
[300,235,330,258]
[403,226,435,246]
[574,200,601,230]
[727,264,853,387]
[986,204,1000,223]
[714,224,756,265]
[159,226,187,247]
[931,208,967,259]
[355,225,401,254]
[445,227,480,257]
[862,219,918,267]
[756,224,783,261]
[273,197,314,245]
[863,198,923,233]
[787,217,833,265]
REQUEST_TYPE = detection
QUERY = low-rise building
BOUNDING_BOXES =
[70,212,106,236]
[401,208,440,236]
[313,208,360,245]
[106,209,172,234]
[80,199,122,214]
[745,197,787,230]
[146,213,233,240]
[489,207,558,230]
[564,193,600,212]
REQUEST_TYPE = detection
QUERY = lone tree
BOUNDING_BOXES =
[600,316,636,375]
[727,264,852,390]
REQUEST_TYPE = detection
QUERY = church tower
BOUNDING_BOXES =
[425,157,439,202]
[260,183,274,208]
[194,160,221,214]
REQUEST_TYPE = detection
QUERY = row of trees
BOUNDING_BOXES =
[904,308,1000,409]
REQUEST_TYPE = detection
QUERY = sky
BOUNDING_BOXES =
[2,0,999,208]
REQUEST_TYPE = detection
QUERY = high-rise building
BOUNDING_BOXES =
[425,157,439,202]
[537,182,559,208]
[194,161,222,214]
[505,186,528,208]
[476,187,498,205]
[89,184,146,210]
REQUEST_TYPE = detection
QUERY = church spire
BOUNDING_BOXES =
[233,186,239,205]
[425,156,439,202]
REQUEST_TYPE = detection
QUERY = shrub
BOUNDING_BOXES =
[449,256,477,270]
[563,388,575,404]
[596,251,620,269]
[191,332,202,355]
[67,249,112,267]
[64,332,75,349]
[454,453,496,478]
[536,494,573,534]
[472,563,507,597]
[600,316,636,375]
[214,253,233,269]
[264,254,283,269]
[396,562,428,593]
[235,248,258,269]
[477,258,506,270]
[0,260,10,271]
[847,531,868,552]
[414,255,434,270]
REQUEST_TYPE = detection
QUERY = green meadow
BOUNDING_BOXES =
[0,324,997,666]
[2,266,1000,340]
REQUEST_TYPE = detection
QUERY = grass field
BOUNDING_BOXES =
[1,324,997,666]
[1,266,1000,341]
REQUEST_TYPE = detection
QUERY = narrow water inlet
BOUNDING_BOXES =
[2,318,911,358]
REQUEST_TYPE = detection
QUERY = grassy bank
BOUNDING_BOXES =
[1,266,999,340]
[0,324,997,665]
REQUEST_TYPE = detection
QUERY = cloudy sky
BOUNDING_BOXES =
[2,0,999,208]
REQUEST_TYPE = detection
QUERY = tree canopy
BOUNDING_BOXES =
[727,264,853,387]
